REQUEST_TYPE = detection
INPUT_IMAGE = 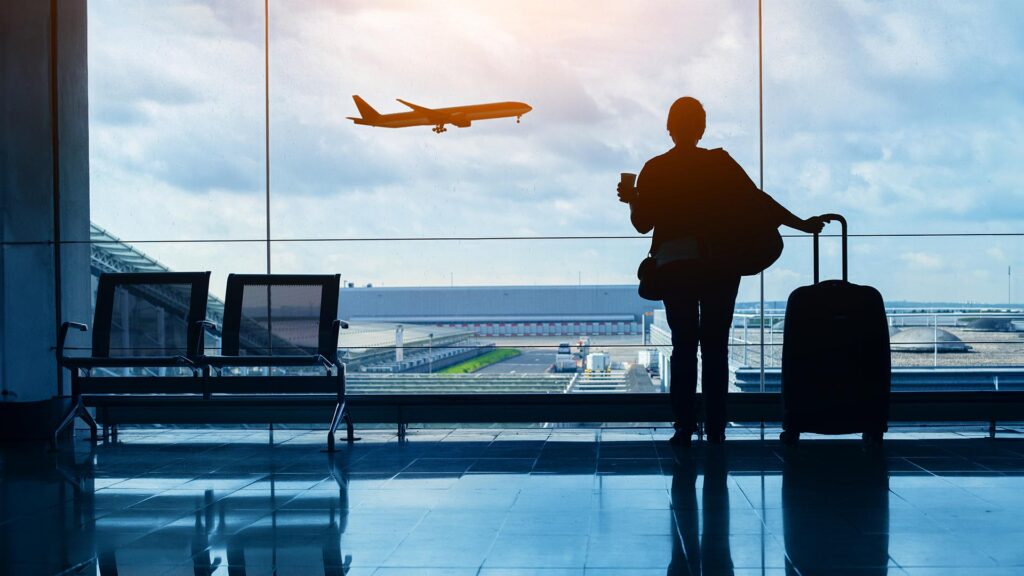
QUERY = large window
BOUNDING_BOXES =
[87,1,1023,396]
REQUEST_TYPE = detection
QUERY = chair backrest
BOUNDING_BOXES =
[220,274,341,358]
[92,272,211,359]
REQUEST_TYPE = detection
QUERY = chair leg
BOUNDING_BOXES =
[53,400,96,448]
[79,406,99,442]
[52,401,81,449]
[327,402,344,452]
[343,406,359,443]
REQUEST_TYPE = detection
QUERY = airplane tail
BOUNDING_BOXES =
[351,95,380,120]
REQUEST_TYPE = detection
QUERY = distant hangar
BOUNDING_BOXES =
[338,285,657,336]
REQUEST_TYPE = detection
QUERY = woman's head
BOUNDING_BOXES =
[667,97,706,146]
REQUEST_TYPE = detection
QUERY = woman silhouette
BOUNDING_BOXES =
[619,97,824,446]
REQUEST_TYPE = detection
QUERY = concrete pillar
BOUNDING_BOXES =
[0,0,91,438]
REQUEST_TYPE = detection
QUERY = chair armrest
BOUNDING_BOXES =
[195,320,217,357]
[330,319,347,348]
[174,355,201,376]
[315,354,337,375]
[58,322,89,364]
[328,319,347,372]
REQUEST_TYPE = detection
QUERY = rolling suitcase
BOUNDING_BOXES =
[780,214,890,446]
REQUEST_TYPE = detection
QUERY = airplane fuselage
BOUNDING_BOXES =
[349,98,532,132]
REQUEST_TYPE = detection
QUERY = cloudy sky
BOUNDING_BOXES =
[88,0,1024,303]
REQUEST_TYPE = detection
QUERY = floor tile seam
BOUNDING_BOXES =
[100,510,199,546]
[398,502,441,534]
[883,553,914,573]
[54,556,97,576]
[126,494,227,516]
[901,457,958,481]
[272,434,327,449]
[967,489,1023,509]
[972,458,1013,474]
[197,508,272,536]
[374,533,494,571]
[90,499,166,522]
[893,559,1002,569]
[114,482,224,507]
[188,474,267,492]
[222,509,307,537]
[732,473,772,514]
[891,479,993,509]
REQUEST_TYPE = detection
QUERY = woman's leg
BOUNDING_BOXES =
[664,290,700,435]
[699,275,741,438]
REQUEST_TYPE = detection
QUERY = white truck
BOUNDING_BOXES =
[585,352,611,373]
[637,349,660,375]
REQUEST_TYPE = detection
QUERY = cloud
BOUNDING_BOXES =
[900,251,945,272]
[986,246,1007,263]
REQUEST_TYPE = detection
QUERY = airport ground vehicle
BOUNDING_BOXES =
[585,352,611,373]
[554,342,577,372]
[637,349,660,375]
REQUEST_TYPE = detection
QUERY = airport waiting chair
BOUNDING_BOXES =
[198,273,354,450]
[56,271,212,446]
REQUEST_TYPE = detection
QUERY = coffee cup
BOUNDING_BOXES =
[620,172,637,188]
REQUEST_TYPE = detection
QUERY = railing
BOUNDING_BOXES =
[29,230,1024,401]
[731,309,1024,370]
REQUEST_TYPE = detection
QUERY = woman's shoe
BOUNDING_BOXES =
[669,430,693,447]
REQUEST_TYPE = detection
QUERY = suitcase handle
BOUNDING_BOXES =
[813,213,847,284]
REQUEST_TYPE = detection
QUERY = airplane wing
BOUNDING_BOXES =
[396,99,435,114]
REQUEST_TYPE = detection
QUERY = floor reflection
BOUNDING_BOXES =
[91,451,354,575]
[782,443,890,576]
[3,428,1024,575]
[0,443,97,574]
[668,447,734,575]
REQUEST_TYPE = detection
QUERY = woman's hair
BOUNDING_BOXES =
[667,97,706,143]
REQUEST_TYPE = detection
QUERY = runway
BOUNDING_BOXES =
[476,349,554,374]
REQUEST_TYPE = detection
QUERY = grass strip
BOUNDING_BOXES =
[439,348,522,374]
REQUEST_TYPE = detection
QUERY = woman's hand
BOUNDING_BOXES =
[798,215,826,234]
[617,183,638,204]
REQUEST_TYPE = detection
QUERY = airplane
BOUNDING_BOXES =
[347,95,532,134]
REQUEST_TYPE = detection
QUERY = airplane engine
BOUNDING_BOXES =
[451,118,472,128]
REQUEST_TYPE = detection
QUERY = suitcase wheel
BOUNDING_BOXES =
[780,430,799,446]
[862,431,884,447]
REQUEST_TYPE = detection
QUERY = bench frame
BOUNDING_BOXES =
[196,273,354,450]
[58,272,356,451]
[86,390,1024,441]
[56,271,212,446]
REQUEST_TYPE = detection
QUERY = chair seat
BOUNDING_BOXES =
[62,356,195,369]
[202,354,335,368]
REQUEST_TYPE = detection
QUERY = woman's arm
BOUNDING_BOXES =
[719,150,824,234]
[772,199,825,234]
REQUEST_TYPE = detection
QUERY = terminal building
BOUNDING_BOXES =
[7,4,1024,575]
[339,285,657,337]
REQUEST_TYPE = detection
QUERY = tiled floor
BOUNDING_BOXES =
[3,426,1024,575]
